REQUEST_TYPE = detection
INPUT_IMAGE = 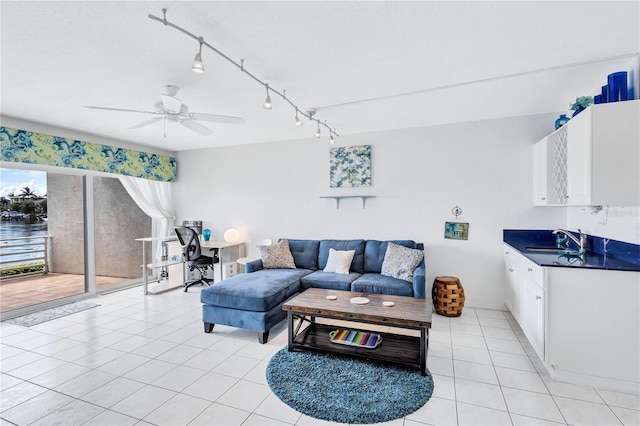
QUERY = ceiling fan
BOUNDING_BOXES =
[84,85,245,137]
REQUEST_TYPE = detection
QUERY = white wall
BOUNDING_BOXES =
[175,113,565,310]
[567,206,640,244]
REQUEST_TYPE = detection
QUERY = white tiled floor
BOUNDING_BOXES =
[1,286,639,426]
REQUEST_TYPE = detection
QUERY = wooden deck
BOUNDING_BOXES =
[0,273,129,314]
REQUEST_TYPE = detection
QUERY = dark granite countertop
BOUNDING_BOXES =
[503,229,640,272]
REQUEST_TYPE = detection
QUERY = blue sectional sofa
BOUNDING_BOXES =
[200,239,425,343]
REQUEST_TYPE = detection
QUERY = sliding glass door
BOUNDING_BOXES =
[0,167,150,318]
[93,176,149,292]
[0,169,87,315]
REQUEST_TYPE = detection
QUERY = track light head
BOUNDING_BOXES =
[192,38,204,73]
[329,133,335,144]
[295,109,303,126]
[263,85,272,110]
[192,53,204,73]
[315,128,321,138]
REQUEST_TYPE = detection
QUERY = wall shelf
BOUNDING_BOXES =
[320,195,376,209]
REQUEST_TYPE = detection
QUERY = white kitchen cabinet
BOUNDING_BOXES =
[522,274,544,358]
[503,245,545,360]
[503,243,640,393]
[533,99,639,206]
[503,246,522,321]
[532,126,568,206]
[532,136,551,205]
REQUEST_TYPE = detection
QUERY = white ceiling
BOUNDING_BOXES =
[1,1,638,152]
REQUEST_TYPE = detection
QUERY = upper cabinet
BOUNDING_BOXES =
[533,100,639,206]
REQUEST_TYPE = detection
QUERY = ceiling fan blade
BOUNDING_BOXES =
[188,112,245,125]
[179,119,213,135]
[161,94,182,114]
[128,117,164,129]
[84,106,159,115]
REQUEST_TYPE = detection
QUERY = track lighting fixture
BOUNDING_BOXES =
[329,132,335,145]
[149,8,339,143]
[192,37,204,73]
[295,108,303,126]
[263,85,272,110]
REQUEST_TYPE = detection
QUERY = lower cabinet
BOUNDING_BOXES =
[503,245,545,361]
[503,243,639,393]
[522,275,544,358]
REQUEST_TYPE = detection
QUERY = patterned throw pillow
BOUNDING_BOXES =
[381,242,424,282]
[323,248,356,274]
[259,239,296,269]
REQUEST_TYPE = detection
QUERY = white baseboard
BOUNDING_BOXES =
[463,302,508,311]
[545,362,640,395]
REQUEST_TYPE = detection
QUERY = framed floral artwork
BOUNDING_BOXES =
[329,145,371,188]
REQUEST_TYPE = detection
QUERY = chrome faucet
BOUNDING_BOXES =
[552,229,587,254]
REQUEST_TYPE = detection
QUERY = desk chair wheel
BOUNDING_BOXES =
[184,277,212,292]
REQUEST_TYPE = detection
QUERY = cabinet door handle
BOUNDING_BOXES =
[536,295,542,300]
[527,268,533,272]
[509,268,514,272]
[541,197,546,200]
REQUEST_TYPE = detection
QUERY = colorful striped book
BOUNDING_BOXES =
[328,329,382,349]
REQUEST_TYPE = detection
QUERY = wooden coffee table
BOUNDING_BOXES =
[283,288,433,375]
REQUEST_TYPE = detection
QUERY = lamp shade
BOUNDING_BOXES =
[192,53,204,73]
[224,228,240,243]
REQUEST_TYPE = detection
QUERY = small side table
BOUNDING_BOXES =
[432,276,465,317]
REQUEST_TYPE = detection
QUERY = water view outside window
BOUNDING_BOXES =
[0,168,89,314]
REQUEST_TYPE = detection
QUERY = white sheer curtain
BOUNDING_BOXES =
[119,176,175,260]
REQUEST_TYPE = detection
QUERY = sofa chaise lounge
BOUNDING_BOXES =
[200,238,425,343]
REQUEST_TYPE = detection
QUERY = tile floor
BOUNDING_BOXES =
[1,286,638,426]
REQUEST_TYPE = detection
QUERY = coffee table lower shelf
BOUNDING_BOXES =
[290,322,423,373]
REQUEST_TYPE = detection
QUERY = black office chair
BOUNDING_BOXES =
[174,226,217,292]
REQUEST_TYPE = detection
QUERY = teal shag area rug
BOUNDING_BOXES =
[6,302,101,327]
[266,348,434,424]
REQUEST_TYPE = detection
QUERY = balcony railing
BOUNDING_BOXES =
[0,235,51,277]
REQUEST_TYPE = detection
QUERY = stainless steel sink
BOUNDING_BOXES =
[525,247,562,253]
[525,247,583,257]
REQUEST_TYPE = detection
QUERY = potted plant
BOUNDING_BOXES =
[570,96,594,117]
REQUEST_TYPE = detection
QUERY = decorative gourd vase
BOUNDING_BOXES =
[555,114,570,129]
[572,107,585,117]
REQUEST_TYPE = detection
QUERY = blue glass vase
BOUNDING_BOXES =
[607,71,628,102]
[555,114,570,129]
[202,229,211,241]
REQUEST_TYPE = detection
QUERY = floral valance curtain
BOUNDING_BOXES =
[0,127,176,182]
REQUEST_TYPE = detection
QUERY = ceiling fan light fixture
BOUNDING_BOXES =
[192,37,205,73]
